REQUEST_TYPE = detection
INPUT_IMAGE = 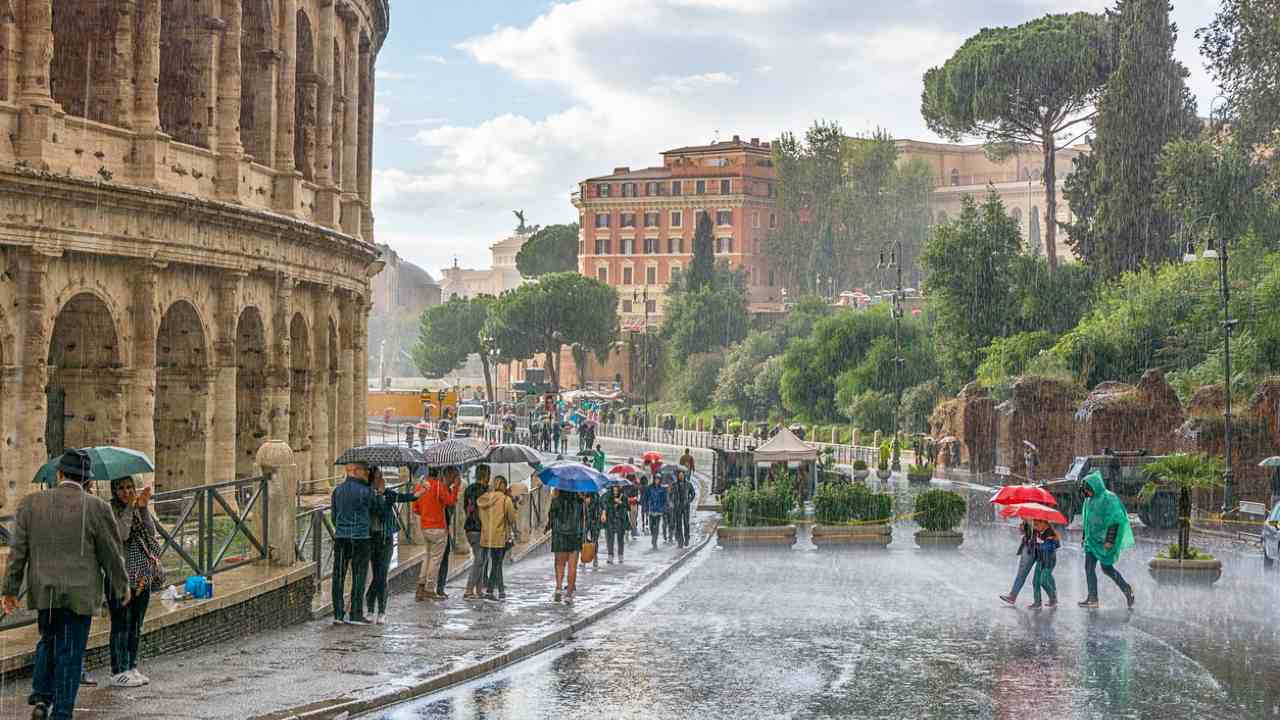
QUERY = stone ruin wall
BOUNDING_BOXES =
[994,376,1083,482]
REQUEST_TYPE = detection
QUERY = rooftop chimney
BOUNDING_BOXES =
[613,166,630,175]
[732,134,741,142]
[750,138,760,146]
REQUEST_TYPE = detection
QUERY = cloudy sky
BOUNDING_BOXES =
[371,0,1222,278]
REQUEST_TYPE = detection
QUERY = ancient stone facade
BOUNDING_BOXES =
[994,376,1083,481]
[0,0,389,506]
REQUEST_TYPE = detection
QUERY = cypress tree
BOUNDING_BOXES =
[688,210,715,292]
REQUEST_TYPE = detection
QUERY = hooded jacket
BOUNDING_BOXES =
[1081,471,1134,566]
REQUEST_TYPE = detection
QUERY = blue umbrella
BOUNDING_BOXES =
[537,461,609,494]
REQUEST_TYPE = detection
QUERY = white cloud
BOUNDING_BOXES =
[649,72,739,96]
[376,69,415,81]
[418,54,448,64]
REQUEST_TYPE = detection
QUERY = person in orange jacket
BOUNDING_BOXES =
[412,467,461,601]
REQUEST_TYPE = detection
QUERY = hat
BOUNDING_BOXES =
[57,449,91,481]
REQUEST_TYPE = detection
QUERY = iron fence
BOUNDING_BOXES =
[150,475,271,579]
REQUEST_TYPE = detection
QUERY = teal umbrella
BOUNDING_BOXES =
[34,446,155,487]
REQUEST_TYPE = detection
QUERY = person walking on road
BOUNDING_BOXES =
[604,484,630,564]
[367,468,422,624]
[413,467,461,601]
[477,476,517,600]
[679,448,695,475]
[584,490,603,570]
[107,476,165,688]
[672,469,695,548]
[624,473,641,539]
[642,477,669,550]
[462,465,492,600]
[999,520,1038,607]
[1079,471,1136,609]
[3,449,130,720]
[546,490,585,604]
[331,463,376,624]
[661,471,676,544]
[1029,519,1060,609]
[592,445,607,473]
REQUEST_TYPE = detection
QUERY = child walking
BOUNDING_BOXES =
[1029,519,1060,609]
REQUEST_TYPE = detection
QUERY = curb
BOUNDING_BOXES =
[258,518,718,720]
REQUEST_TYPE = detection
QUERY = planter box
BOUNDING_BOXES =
[907,473,932,484]
[875,468,892,480]
[914,529,963,550]
[717,525,797,547]
[811,523,892,548]
[1148,557,1222,586]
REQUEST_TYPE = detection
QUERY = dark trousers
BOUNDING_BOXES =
[332,538,371,620]
[485,547,507,593]
[365,534,393,614]
[649,513,663,548]
[1085,550,1132,600]
[607,527,626,558]
[107,586,150,674]
[31,608,92,720]
[437,533,453,593]
[673,507,691,547]
[663,509,673,540]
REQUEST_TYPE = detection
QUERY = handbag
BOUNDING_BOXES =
[580,540,597,564]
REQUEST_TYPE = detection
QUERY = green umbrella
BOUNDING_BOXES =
[34,446,156,488]
[1259,457,1280,468]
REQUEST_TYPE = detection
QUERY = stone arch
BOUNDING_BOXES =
[241,0,275,165]
[50,0,132,127]
[331,38,343,183]
[235,306,268,478]
[154,300,211,492]
[46,293,126,457]
[294,8,317,180]
[288,311,312,482]
[158,0,204,147]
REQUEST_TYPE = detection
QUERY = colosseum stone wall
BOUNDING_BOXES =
[0,0,390,506]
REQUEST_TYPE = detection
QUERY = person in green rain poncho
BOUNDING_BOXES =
[1078,471,1135,609]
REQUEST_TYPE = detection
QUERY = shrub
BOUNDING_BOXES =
[908,463,935,477]
[852,459,868,471]
[722,479,795,527]
[814,482,893,525]
[915,489,966,532]
[1156,544,1213,561]
[877,440,892,470]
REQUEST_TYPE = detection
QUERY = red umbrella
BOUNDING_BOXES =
[642,451,663,464]
[999,502,1067,525]
[609,463,641,475]
[990,484,1056,506]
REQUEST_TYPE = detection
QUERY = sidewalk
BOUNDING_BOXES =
[0,508,715,720]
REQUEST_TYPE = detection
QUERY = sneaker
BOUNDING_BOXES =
[484,592,498,601]
[348,615,373,625]
[1124,590,1135,609]
[375,613,385,625]
[415,587,430,602]
[129,669,150,686]
[110,671,145,688]
[436,591,450,600]
[30,702,49,720]
[999,594,1016,606]
[463,590,478,600]
[1027,601,1043,610]
[553,591,562,603]
[332,615,347,625]
[607,557,614,565]
[564,592,575,605]
[498,590,507,600]
[1078,599,1099,609]
[1047,598,1058,608]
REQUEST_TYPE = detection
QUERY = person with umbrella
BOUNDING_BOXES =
[477,476,517,600]
[545,488,585,604]
[993,485,1055,608]
[462,465,492,600]
[1029,519,1061,609]
[367,468,424,624]
[106,475,165,687]
[642,473,669,550]
[1078,471,1135,609]
[331,462,376,624]
[583,488,603,571]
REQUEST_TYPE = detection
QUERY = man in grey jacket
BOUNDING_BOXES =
[3,449,130,720]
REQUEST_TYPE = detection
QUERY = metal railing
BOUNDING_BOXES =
[151,475,271,579]
[594,422,910,467]
[296,480,417,585]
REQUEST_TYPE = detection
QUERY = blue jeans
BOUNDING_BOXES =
[31,608,93,720]
[1009,550,1038,598]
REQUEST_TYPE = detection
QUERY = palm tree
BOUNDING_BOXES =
[1139,454,1224,560]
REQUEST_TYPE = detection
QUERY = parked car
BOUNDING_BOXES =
[1264,502,1280,569]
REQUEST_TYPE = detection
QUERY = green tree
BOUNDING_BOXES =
[921,12,1114,268]
[1139,454,1223,559]
[1078,0,1200,276]
[661,283,749,366]
[921,193,1023,387]
[1157,137,1267,251]
[898,379,945,435]
[515,223,579,278]
[780,307,896,421]
[675,353,726,412]
[687,211,716,292]
[411,296,496,400]
[844,390,897,436]
[485,272,618,392]
[1198,0,1280,147]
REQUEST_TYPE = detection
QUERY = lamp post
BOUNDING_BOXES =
[633,286,651,436]
[878,239,905,472]
[1182,213,1236,513]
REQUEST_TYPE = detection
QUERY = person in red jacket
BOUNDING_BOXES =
[412,467,461,601]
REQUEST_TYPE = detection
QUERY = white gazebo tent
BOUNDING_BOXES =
[752,426,819,493]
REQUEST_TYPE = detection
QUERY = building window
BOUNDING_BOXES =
[769,212,777,229]
[623,266,633,285]
[622,300,633,313]
[595,213,610,228]
[622,182,636,197]
[768,268,775,287]
[646,299,657,314]
[644,212,660,228]
[716,210,732,226]
[720,179,731,194]
[578,241,585,255]
[646,182,660,196]
[598,184,611,198]
[644,237,658,254]
[594,238,611,255]
[695,180,706,194]
[667,237,684,254]
[670,210,682,228]
[708,157,727,167]
[752,212,761,229]
[597,266,608,282]
[621,238,635,254]
[671,180,682,195]
[715,237,734,254]
[950,169,960,186]
[670,265,683,284]
[646,266,657,285]
[767,182,775,197]
[621,213,636,228]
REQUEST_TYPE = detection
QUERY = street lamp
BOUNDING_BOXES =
[633,286,651,436]
[1182,213,1237,514]
[877,239,905,473]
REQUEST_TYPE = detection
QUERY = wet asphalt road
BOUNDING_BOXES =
[366,492,1280,720]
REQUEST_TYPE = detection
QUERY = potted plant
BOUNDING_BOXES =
[851,459,870,482]
[914,489,965,549]
[717,477,797,546]
[1140,453,1224,586]
[907,462,935,484]
[811,482,894,547]
[875,440,893,480]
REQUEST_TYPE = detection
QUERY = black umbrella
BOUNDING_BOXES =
[487,444,542,465]
[419,439,488,468]
[335,444,424,467]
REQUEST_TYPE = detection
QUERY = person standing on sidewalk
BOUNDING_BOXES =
[672,469,695,548]
[999,520,1038,607]
[604,484,629,564]
[546,489,585,603]
[367,468,422,624]
[478,476,517,600]
[3,449,130,720]
[413,467,461,601]
[107,476,165,688]
[331,463,376,624]
[584,490,603,570]
[462,465,492,599]
[1078,471,1136,609]
[642,477,669,550]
